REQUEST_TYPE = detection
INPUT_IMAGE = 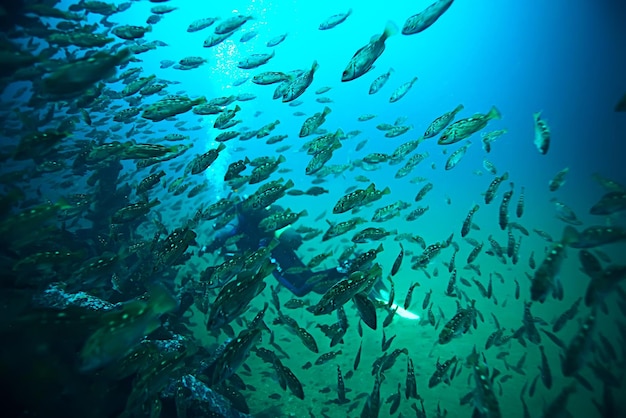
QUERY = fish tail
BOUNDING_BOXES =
[487,106,502,120]
[454,104,465,114]
[562,225,579,245]
[382,21,399,40]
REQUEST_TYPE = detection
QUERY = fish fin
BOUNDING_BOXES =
[488,106,502,120]
[562,225,579,245]
[383,20,399,39]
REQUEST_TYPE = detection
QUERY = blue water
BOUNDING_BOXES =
[3,0,626,417]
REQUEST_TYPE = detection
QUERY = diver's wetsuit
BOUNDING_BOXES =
[216,204,345,297]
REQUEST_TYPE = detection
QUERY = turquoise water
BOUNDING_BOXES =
[2,0,626,417]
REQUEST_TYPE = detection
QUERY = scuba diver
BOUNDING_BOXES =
[205,201,420,321]
[204,202,347,297]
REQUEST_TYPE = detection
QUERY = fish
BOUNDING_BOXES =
[348,244,384,273]
[385,125,412,138]
[142,95,207,121]
[386,383,402,415]
[485,172,509,204]
[552,297,582,332]
[541,384,577,418]
[438,106,501,145]
[306,250,333,269]
[238,50,275,69]
[353,340,362,370]
[403,282,420,310]
[520,301,541,345]
[272,356,305,400]
[548,167,569,192]
[428,355,458,388]
[283,61,319,102]
[445,141,471,170]
[424,104,464,138]
[42,48,131,97]
[538,345,552,389]
[541,329,566,350]
[311,269,374,315]
[533,111,551,154]
[422,289,433,310]
[341,21,398,82]
[415,182,434,202]
[299,106,332,137]
[249,154,286,184]
[252,71,291,85]
[112,25,152,40]
[530,226,573,304]
[315,350,342,365]
[389,76,418,102]
[333,183,385,214]
[405,357,418,399]
[214,15,252,34]
[353,292,377,330]
[391,243,404,276]
[259,209,308,232]
[445,269,458,297]
[516,186,525,217]
[206,260,273,330]
[79,285,177,371]
[369,68,394,94]
[351,227,395,243]
[371,201,410,222]
[381,330,396,351]
[335,365,349,404]
[238,30,257,42]
[470,350,502,418]
[111,199,160,224]
[584,263,626,307]
[319,9,352,30]
[213,104,241,129]
[528,374,539,397]
[406,206,429,221]
[590,191,626,215]
[498,186,513,230]
[322,217,367,241]
[483,158,497,175]
[187,17,219,32]
[567,225,626,249]
[186,143,226,175]
[467,242,483,264]
[561,308,597,376]
[402,0,455,35]
[224,157,251,181]
[438,301,475,344]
